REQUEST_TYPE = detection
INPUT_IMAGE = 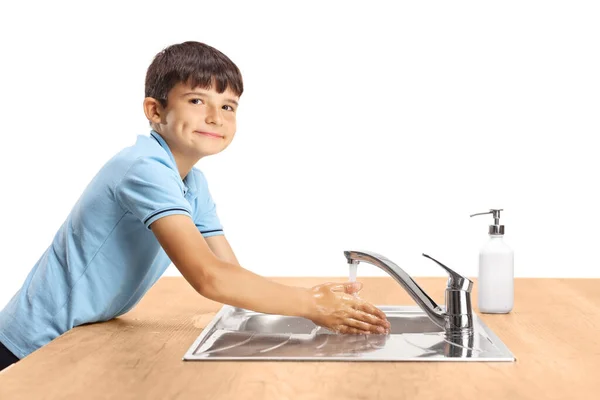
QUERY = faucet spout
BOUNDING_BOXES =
[344,250,474,335]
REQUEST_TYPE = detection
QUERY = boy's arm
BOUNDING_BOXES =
[205,235,241,266]
[151,214,390,334]
[152,214,313,318]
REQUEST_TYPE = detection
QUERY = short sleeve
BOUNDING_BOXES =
[193,170,224,238]
[115,157,192,230]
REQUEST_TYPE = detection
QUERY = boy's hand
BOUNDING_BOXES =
[307,282,390,335]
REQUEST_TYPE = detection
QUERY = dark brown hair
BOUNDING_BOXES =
[145,41,243,108]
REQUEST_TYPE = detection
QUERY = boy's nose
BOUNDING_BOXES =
[205,106,223,126]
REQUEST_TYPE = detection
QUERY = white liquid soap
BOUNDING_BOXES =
[470,209,514,314]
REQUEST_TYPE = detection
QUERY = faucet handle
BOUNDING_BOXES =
[422,254,473,292]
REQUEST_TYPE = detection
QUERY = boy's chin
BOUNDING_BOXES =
[195,145,227,158]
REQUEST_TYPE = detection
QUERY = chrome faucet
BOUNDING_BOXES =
[344,250,474,336]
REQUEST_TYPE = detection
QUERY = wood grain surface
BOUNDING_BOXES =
[0,277,598,400]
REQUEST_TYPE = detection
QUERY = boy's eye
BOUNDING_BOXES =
[190,99,234,111]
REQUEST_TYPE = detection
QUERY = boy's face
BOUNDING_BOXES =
[146,81,239,160]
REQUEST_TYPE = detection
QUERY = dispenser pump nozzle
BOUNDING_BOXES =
[470,209,505,235]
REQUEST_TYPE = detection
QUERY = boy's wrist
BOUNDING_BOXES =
[296,286,316,320]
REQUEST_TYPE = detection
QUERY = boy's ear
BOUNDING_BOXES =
[143,97,164,124]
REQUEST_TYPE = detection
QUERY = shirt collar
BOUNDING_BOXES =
[149,130,198,198]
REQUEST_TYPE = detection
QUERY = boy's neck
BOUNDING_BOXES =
[172,152,200,180]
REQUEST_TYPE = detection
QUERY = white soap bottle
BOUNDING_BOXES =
[470,209,514,314]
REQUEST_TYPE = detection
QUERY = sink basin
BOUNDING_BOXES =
[183,305,515,362]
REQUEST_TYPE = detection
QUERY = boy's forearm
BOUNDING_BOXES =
[199,261,316,319]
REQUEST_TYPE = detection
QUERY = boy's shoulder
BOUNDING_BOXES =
[109,134,175,174]
[97,134,183,195]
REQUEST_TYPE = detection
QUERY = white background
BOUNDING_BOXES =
[1,1,599,309]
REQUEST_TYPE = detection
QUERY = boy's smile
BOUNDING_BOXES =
[144,80,240,178]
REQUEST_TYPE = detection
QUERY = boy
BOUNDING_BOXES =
[0,41,390,371]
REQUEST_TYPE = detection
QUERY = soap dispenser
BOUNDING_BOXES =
[470,209,514,313]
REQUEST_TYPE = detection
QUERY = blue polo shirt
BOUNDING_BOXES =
[0,130,224,359]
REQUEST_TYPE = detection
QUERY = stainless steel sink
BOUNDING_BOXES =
[182,305,516,362]
[184,250,516,362]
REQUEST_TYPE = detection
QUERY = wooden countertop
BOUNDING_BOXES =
[1,277,599,399]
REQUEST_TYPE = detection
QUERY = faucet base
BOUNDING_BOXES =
[444,313,474,335]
